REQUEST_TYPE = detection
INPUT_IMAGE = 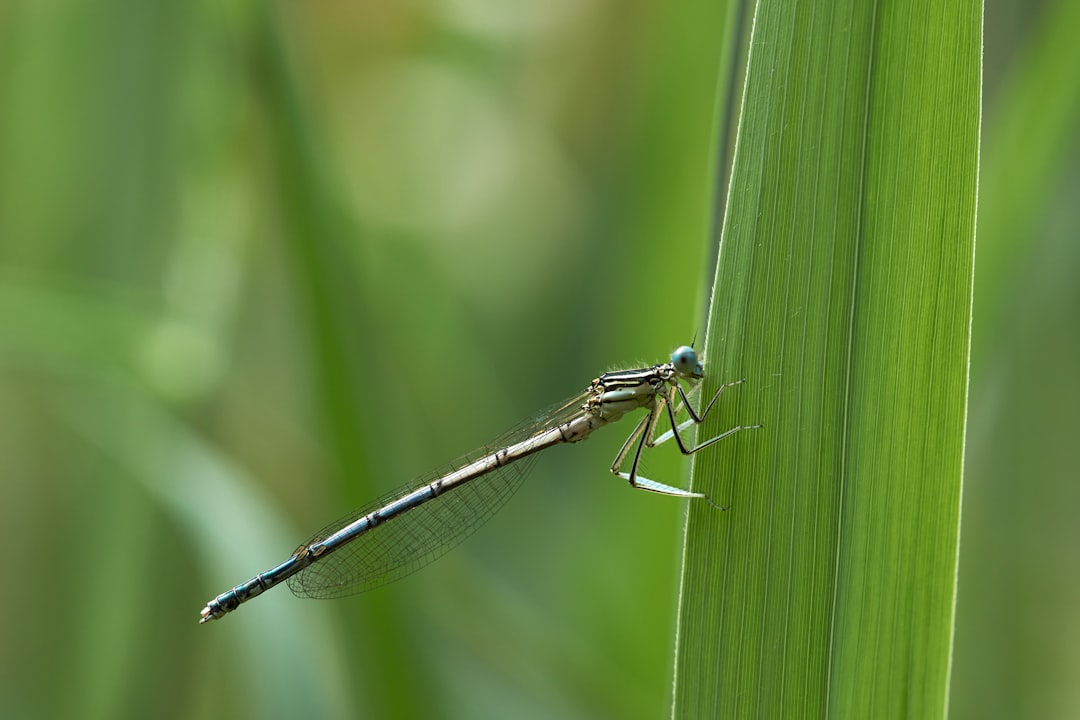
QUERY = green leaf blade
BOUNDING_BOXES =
[675,1,981,717]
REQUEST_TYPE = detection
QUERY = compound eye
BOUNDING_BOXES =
[671,345,703,378]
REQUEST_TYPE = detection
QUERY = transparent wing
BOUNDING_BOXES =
[286,390,591,599]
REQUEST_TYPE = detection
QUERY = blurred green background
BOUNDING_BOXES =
[0,1,1075,719]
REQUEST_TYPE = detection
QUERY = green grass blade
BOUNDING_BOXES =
[674,1,981,717]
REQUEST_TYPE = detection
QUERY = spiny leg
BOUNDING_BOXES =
[653,378,748,446]
[656,379,763,453]
[680,377,746,423]
[609,400,724,508]
[609,411,652,475]
[619,379,761,509]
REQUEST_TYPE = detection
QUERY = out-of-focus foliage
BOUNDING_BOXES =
[952,1,1080,718]
[0,0,1075,718]
[0,2,725,718]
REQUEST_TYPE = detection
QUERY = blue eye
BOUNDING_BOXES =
[671,346,703,377]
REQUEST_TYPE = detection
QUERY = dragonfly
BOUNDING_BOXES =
[200,345,759,623]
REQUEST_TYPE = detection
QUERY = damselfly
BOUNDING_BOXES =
[200,345,758,623]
